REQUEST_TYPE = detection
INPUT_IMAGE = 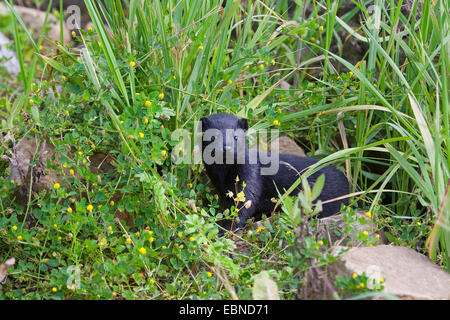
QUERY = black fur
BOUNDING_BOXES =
[200,113,349,231]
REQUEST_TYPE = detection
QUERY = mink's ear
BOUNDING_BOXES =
[238,118,248,131]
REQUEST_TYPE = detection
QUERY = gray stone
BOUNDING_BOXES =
[339,245,450,300]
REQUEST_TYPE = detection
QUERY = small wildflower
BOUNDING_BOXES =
[87,26,93,31]
[416,221,422,226]
[150,279,155,284]
[77,151,83,156]
[139,132,145,139]
[236,191,246,203]
[349,71,354,77]
[67,207,73,213]
[12,225,18,231]
[87,204,94,212]
[310,36,315,42]
[53,182,61,189]
[71,31,76,37]
[126,238,132,244]
[10,180,15,185]
[138,247,147,255]
[379,277,385,283]
[207,272,212,278]
[143,117,149,124]
[158,92,165,100]
[179,147,184,154]
[39,45,43,51]
[286,230,291,235]
[188,183,193,188]
[363,231,369,236]
[17,235,23,241]
[359,282,365,288]
[352,273,357,279]
[52,287,58,293]
[148,237,154,243]
[29,99,34,104]
[189,236,195,242]
[318,240,324,246]
[375,234,380,239]
[69,169,75,175]
[227,79,233,85]
[271,59,275,65]
[120,120,124,124]
[256,226,265,233]
[259,64,264,70]
[58,236,62,241]
[110,200,115,206]
[145,100,152,107]
[273,119,279,126]
[161,150,167,157]
[91,144,95,149]
[319,25,324,31]
[130,61,136,68]
[365,211,372,218]
[112,292,117,297]
[53,224,58,229]
[145,230,153,235]
[226,191,234,198]
[198,45,204,50]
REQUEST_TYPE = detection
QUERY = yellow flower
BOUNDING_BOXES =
[349,71,354,77]
[142,117,149,125]
[286,230,291,235]
[71,31,76,37]
[139,132,145,139]
[198,45,204,50]
[375,234,380,239]
[148,237,154,243]
[10,180,15,185]
[87,204,94,212]
[416,221,421,226]
[29,99,34,104]
[179,147,184,154]
[58,236,62,241]
[39,45,43,51]
[189,236,195,242]
[52,287,58,293]
[17,235,23,241]
[161,150,167,157]
[53,224,58,229]
[12,225,18,231]
[87,26,93,31]
[112,292,117,297]
[319,25,324,31]
[77,151,83,156]
[130,61,136,67]
[271,59,275,65]
[91,144,95,149]
[188,183,193,188]
[352,273,357,279]
[365,211,372,218]
[107,226,113,232]
[363,231,369,236]
[310,36,315,42]
[126,237,132,244]
[256,226,265,233]
[227,79,233,85]
[110,200,115,206]
[139,247,147,255]
[359,282,365,288]
[145,100,152,107]
[53,183,61,189]
[120,120,124,124]
[150,279,155,284]
[69,169,75,175]
[67,207,73,213]
[259,64,264,70]
[207,272,212,278]
[379,277,385,283]
[273,119,279,126]
[158,92,165,100]
[318,240,324,246]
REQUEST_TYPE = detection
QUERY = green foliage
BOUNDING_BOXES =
[0,0,448,300]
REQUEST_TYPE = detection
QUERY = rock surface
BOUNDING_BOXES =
[339,245,450,300]
[0,4,71,45]
[270,136,306,157]
[0,32,20,75]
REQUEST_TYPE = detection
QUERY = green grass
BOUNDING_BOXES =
[0,0,448,300]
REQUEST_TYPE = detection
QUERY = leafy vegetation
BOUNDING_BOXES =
[0,0,448,299]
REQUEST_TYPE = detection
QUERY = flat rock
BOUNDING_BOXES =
[340,245,450,300]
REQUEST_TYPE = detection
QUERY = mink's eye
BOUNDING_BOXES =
[210,136,215,142]
[234,135,238,141]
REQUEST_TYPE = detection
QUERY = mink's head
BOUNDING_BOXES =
[199,114,248,164]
